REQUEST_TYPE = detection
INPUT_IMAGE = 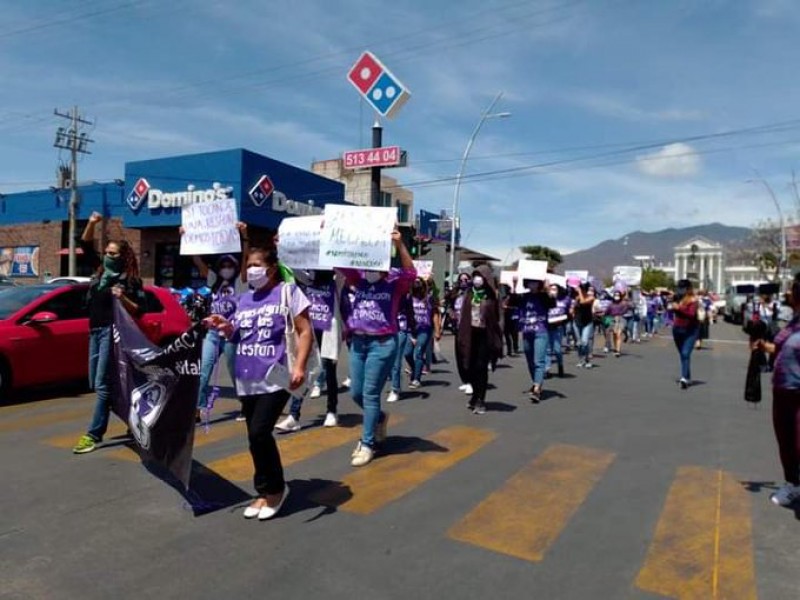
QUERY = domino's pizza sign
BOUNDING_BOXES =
[347,51,411,119]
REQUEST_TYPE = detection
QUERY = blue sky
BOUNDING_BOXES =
[1,0,799,263]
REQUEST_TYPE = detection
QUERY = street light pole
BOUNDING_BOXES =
[747,176,786,283]
[448,92,510,283]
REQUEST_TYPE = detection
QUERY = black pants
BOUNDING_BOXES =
[468,327,490,405]
[315,329,338,414]
[454,333,470,384]
[241,390,290,496]
[504,318,519,355]
[773,388,800,485]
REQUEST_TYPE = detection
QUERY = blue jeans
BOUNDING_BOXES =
[289,357,338,419]
[672,326,699,381]
[391,331,412,392]
[350,334,396,447]
[577,322,594,363]
[409,329,431,381]
[546,326,564,370]
[87,326,113,441]
[198,329,237,409]
[523,331,548,387]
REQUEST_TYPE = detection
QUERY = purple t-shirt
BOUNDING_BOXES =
[412,295,433,332]
[548,296,571,325]
[607,300,629,318]
[397,295,412,333]
[303,282,336,332]
[340,268,416,336]
[207,271,243,319]
[773,316,800,390]
[520,293,550,334]
[231,282,310,396]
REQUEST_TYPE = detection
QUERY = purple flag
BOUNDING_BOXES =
[112,300,203,489]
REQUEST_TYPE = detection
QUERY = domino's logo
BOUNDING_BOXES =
[347,51,411,119]
[249,175,274,207]
[127,178,150,212]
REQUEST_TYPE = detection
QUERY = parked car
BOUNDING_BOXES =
[741,282,783,333]
[724,282,769,324]
[0,283,192,402]
[0,275,18,287]
[45,276,93,285]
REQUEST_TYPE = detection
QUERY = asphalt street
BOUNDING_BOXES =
[1,321,797,600]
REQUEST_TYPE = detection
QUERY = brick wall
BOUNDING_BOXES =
[0,222,62,282]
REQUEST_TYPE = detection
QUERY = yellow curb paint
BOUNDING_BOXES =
[312,425,496,515]
[635,466,758,600]
[447,443,615,562]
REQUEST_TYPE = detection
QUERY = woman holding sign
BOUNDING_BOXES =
[206,244,313,520]
[339,230,416,467]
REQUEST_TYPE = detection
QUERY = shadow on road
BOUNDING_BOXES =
[485,401,517,412]
[2,381,88,407]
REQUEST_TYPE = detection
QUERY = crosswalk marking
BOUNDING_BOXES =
[447,443,616,562]
[1,407,95,435]
[45,421,129,449]
[635,466,757,600]
[311,425,496,515]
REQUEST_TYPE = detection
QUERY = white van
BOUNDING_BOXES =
[723,281,770,324]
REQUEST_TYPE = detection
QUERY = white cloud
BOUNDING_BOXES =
[636,143,701,177]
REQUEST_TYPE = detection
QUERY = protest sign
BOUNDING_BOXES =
[612,265,643,286]
[319,205,396,270]
[113,302,202,489]
[413,260,433,279]
[517,259,548,283]
[548,274,567,289]
[277,215,324,269]
[180,197,240,255]
[500,270,525,293]
[564,270,589,284]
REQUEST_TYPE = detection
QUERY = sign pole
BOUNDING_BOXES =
[371,119,382,207]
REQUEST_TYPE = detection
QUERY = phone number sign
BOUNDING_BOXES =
[343,146,402,170]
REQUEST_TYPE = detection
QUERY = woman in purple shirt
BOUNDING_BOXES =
[518,279,555,403]
[606,291,630,358]
[206,245,313,521]
[339,231,415,467]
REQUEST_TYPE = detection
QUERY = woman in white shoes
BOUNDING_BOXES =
[753,274,800,507]
[206,244,313,520]
[669,279,701,390]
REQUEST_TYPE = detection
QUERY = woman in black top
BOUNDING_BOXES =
[73,212,145,454]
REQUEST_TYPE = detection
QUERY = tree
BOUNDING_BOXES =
[641,268,674,291]
[519,245,563,271]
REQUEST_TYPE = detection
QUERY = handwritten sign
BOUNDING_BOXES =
[180,197,240,255]
[612,265,642,286]
[319,205,396,270]
[518,259,548,283]
[548,274,567,289]
[500,270,525,293]
[413,260,433,279]
[277,215,324,269]
[564,270,589,283]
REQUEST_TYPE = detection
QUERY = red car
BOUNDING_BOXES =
[0,283,192,402]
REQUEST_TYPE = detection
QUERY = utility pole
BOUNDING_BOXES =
[370,119,382,207]
[54,106,94,276]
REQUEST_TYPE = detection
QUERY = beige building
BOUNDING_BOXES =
[311,158,413,224]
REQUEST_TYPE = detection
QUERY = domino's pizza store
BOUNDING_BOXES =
[0,148,346,287]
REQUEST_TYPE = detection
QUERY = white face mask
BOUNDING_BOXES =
[219,267,236,281]
[472,275,485,288]
[365,271,383,284]
[246,266,269,289]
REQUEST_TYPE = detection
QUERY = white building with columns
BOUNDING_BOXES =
[673,237,725,293]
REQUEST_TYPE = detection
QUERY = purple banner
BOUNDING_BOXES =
[112,300,203,489]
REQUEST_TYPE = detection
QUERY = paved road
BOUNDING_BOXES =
[1,321,797,600]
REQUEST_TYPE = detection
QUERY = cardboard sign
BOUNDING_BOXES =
[319,205,396,270]
[500,270,525,293]
[277,215,324,269]
[413,260,433,279]
[564,270,589,284]
[612,265,643,286]
[548,274,567,289]
[517,259,548,283]
[180,197,240,255]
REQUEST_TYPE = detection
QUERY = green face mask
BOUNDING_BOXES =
[103,254,123,273]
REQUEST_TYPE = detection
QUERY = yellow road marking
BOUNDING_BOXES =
[203,415,405,482]
[0,407,93,434]
[312,425,496,515]
[635,466,758,600]
[447,444,616,562]
[45,421,129,449]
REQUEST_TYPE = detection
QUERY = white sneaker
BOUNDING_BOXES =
[323,412,338,427]
[351,442,374,467]
[770,482,800,506]
[408,380,421,389]
[463,384,473,395]
[341,377,351,388]
[458,383,469,391]
[274,415,301,433]
[386,390,399,403]
[309,385,321,399]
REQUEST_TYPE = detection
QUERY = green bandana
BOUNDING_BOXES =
[97,255,123,292]
[471,287,487,304]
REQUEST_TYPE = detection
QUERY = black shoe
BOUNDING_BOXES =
[530,390,541,404]
[558,365,565,378]
[679,378,689,390]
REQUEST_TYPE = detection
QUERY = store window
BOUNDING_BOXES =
[397,203,409,223]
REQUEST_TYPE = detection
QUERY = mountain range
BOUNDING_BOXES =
[559,223,752,280]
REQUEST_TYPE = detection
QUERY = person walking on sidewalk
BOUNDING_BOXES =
[206,244,313,520]
[457,264,503,414]
[73,212,145,454]
[338,230,416,467]
[752,274,800,507]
